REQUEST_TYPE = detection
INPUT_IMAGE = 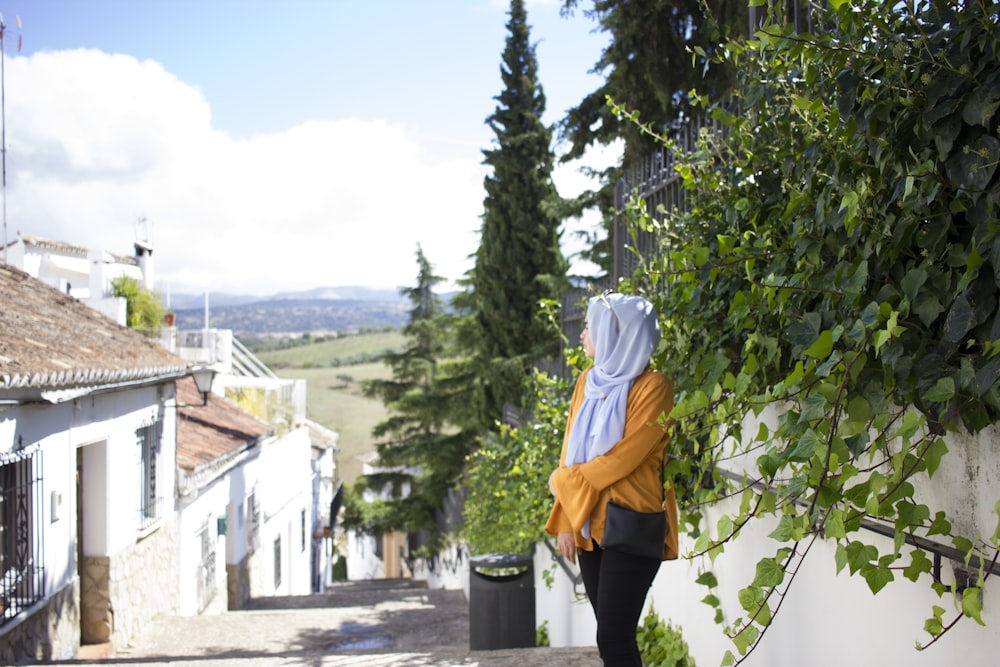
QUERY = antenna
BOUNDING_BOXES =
[0,13,20,265]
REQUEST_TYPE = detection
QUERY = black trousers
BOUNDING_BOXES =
[578,541,662,667]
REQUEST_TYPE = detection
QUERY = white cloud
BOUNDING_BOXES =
[3,49,487,296]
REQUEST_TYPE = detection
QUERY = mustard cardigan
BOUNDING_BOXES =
[545,367,679,560]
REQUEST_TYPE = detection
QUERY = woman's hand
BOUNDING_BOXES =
[548,468,558,496]
[557,531,576,564]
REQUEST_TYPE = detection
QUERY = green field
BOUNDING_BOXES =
[255,332,404,485]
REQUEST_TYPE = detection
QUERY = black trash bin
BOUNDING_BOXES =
[468,553,536,650]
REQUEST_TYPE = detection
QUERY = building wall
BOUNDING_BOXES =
[0,580,78,663]
[247,427,313,597]
[104,518,179,650]
[0,382,180,658]
[176,474,231,616]
[534,413,1000,664]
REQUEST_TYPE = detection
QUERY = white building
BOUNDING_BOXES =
[5,231,153,326]
[0,264,190,663]
[0,230,337,661]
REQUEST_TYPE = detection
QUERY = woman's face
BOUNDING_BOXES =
[581,323,595,359]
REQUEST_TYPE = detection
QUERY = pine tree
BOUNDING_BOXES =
[465,0,568,431]
[347,247,472,549]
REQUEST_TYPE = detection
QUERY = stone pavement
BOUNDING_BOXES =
[45,579,602,667]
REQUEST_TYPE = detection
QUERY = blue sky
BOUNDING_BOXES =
[0,0,614,296]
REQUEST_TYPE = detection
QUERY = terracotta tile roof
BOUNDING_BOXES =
[15,233,89,257]
[0,264,188,394]
[176,376,273,474]
[14,233,138,265]
[306,419,339,453]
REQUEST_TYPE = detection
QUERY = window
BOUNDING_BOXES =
[300,509,306,552]
[196,518,217,612]
[246,490,260,554]
[0,445,44,626]
[273,535,282,588]
[136,418,164,531]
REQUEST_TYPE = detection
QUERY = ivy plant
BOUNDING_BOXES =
[611,0,1000,662]
[460,369,571,557]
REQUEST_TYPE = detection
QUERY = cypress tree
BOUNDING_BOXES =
[466,0,567,431]
[347,246,471,549]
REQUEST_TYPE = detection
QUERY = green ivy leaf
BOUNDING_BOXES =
[769,514,794,542]
[799,393,828,422]
[993,499,1000,547]
[825,509,847,539]
[962,587,986,625]
[835,543,848,574]
[738,585,763,612]
[785,428,822,463]
[924,439,948,478]
[923,377,955,403]
[923,605,946,637]
[861,562,894,593]
[896,500,931,527]
[903,549,933,582]
[752,557,785,588]
[804,330,834,359]
[962,85,1000,128]
[845,541,877,575]
[927,511,952,537]
[696,571,719,588]
[900,268,928,302]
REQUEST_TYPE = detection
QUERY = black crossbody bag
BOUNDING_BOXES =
[599,449,667,560]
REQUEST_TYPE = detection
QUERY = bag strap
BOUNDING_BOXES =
[658,446,667,508]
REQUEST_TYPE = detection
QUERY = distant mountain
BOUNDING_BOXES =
[167,286,406,311]
[167,286,466,336]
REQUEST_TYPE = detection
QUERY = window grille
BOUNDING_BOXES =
[300,509,306,552]
[196,519,217,612]
[136,418,164,531]
[246,490,260,554]
[0,445,45,627]
[273,535,282,588]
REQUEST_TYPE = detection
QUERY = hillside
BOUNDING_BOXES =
[169,286,458,336]
[254,332,405,484]
[174,298,409,335]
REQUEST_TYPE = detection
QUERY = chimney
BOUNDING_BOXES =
[134,217,154,290]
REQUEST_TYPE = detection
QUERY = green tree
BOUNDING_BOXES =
[346,247,474,553]
[607,0,1000,660]
[465,0,568,432]
[557,0,748,274]
[111,276,165,336]
[461,370,571,556]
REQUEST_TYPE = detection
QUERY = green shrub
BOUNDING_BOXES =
[637,604,695,667]
[536,619,550,647]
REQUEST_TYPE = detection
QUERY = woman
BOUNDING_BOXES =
[546,291,679,667]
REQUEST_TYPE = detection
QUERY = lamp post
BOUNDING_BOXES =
[190,366,218,406]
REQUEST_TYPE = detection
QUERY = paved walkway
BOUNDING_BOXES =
[46,579,602,667]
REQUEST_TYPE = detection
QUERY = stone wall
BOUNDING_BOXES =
[80,556,112,643]
[0,581,78,663]
[227,553,251,610]
[107,518,180,650]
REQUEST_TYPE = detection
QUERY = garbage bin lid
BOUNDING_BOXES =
[470,553,532,568]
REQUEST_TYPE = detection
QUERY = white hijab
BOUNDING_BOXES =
[565,292,661,468]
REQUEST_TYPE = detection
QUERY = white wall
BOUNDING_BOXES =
[0,382,178,610]
[253,426,313,596]
[176,474,230,616]
[639,500,1000,666]
[533,413,1000,664]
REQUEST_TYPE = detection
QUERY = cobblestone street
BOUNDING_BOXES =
[38,579,601,667]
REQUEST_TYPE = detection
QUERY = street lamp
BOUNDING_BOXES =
[190,365,218,406]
